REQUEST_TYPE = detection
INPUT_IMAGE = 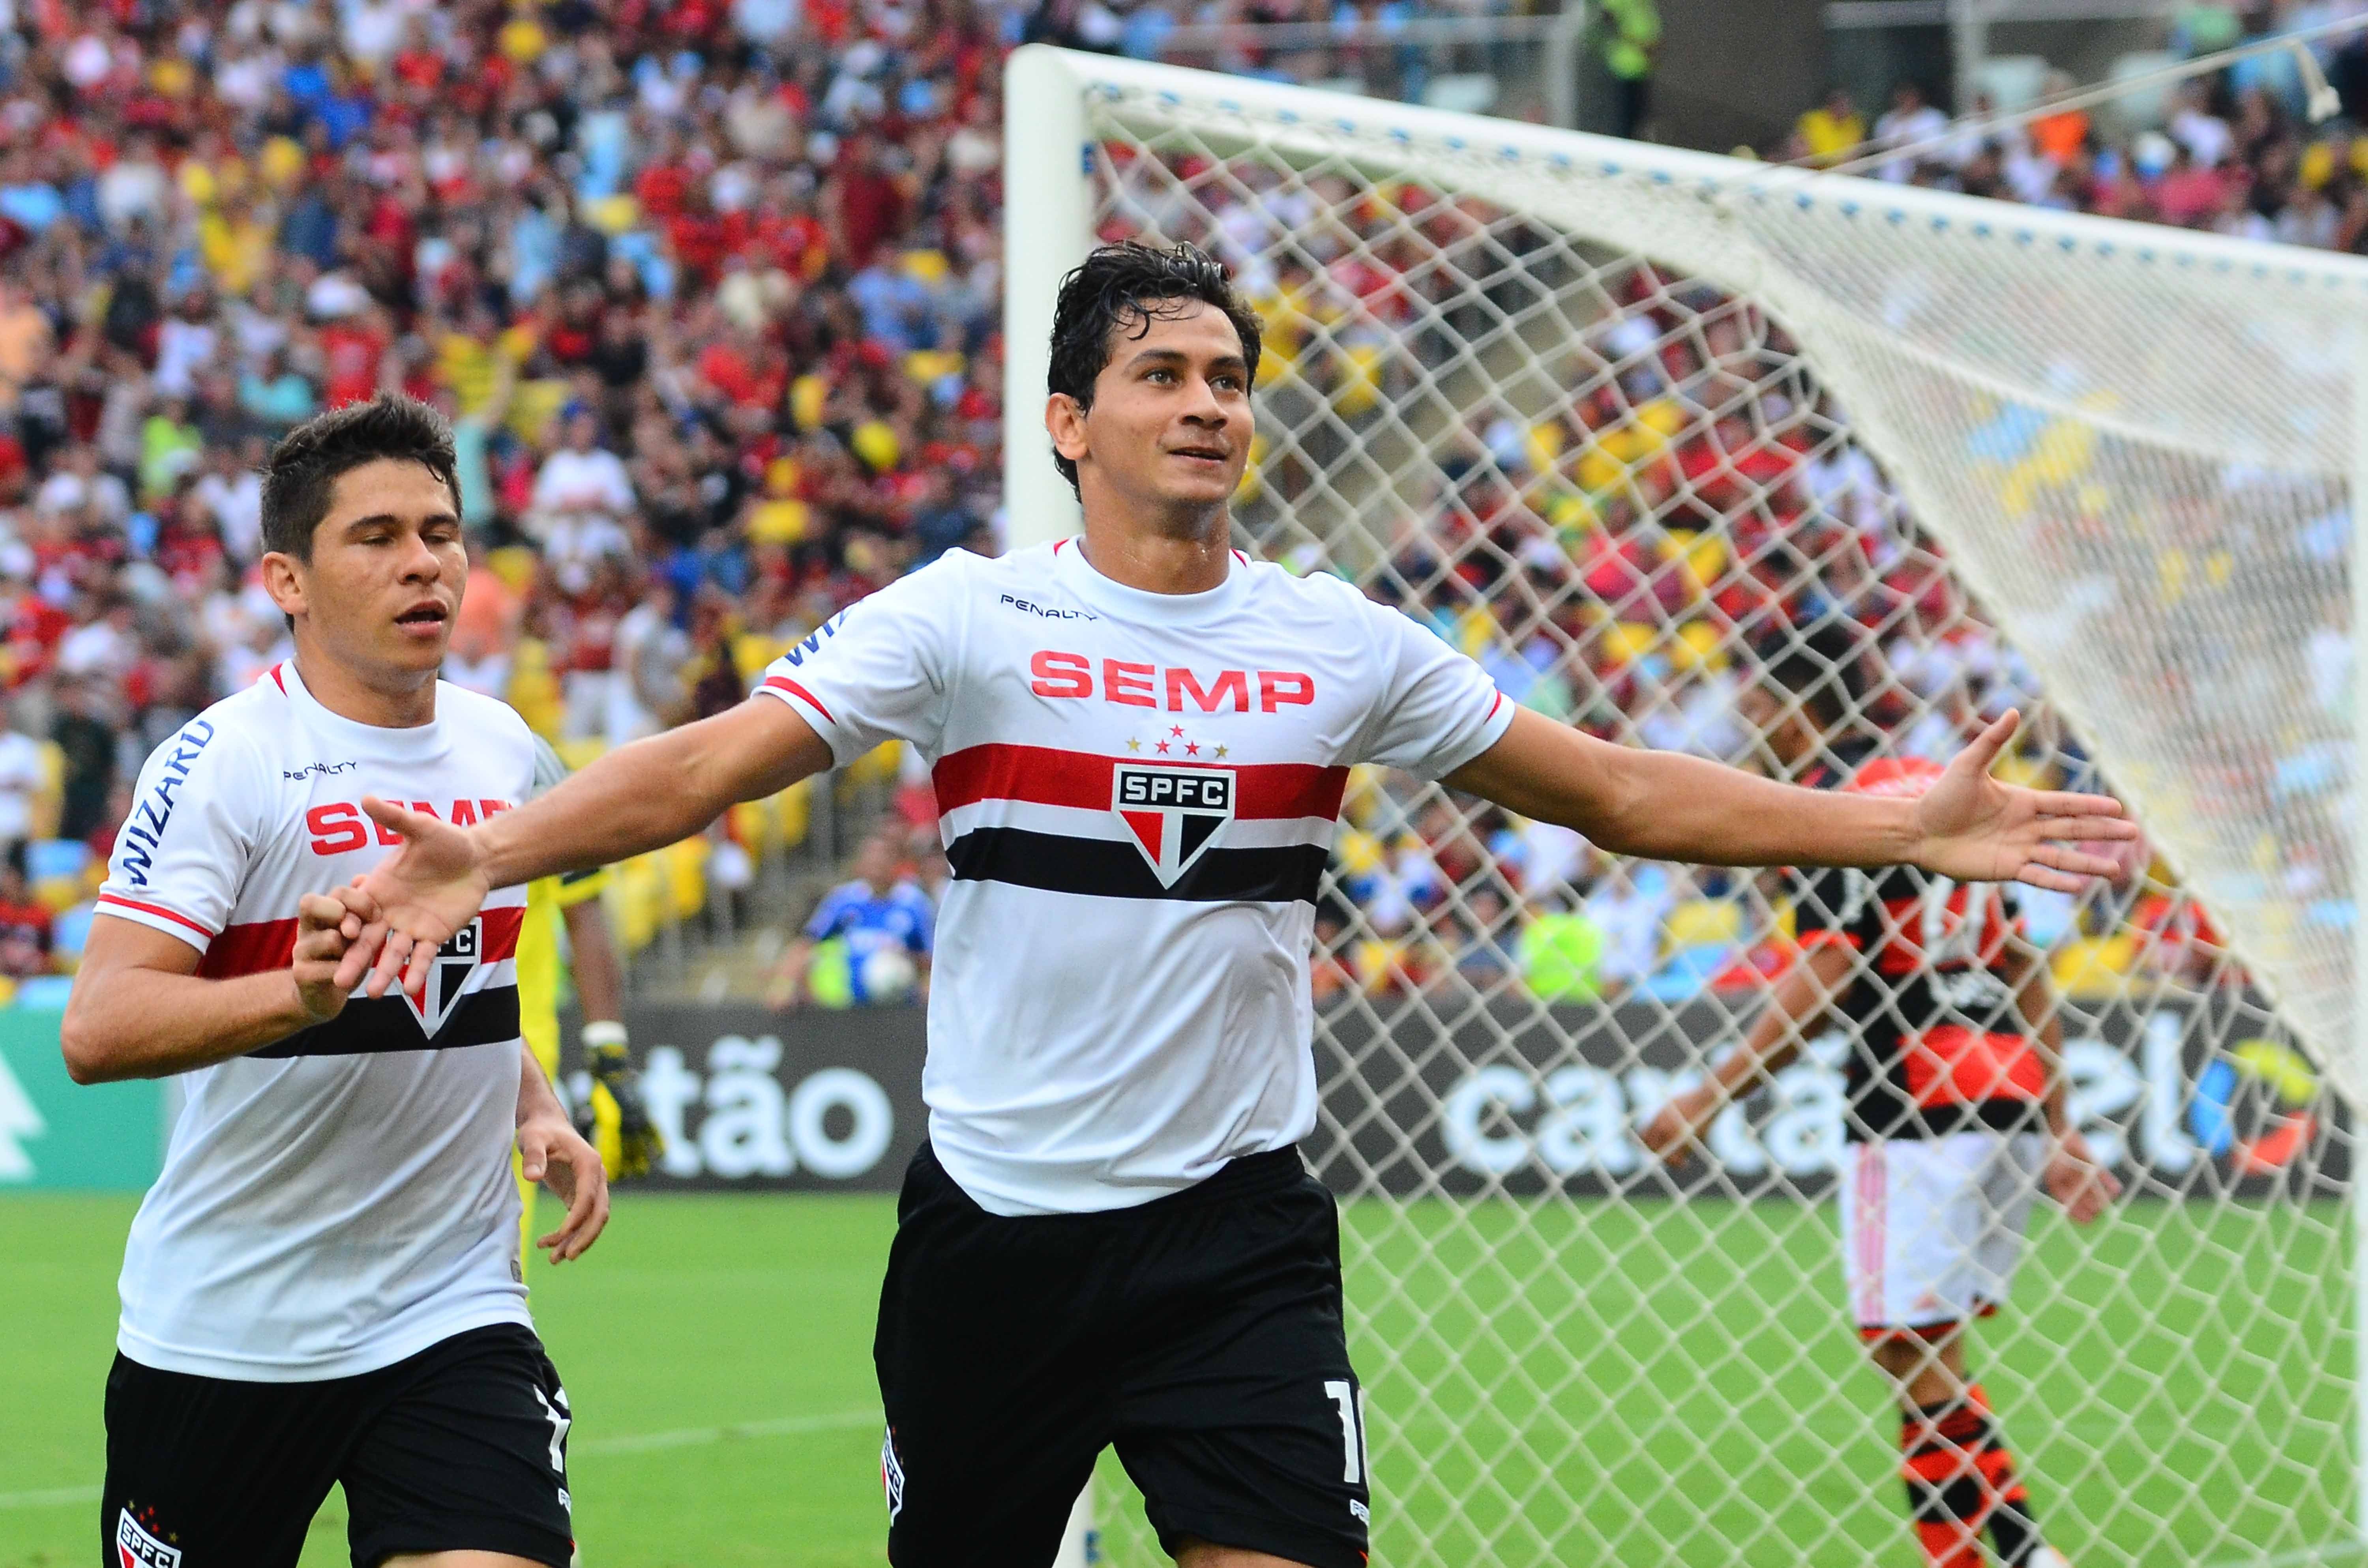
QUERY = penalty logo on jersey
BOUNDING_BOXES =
[116,1511,181,1568]
[1113,763,1235,887]
[401,916,482,1037]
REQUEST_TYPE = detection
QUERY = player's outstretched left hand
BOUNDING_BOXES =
[1912,711,2139,893]
[350,796,497,1001]
[2044,1127,2122,1224]
[519,1110,610,1263]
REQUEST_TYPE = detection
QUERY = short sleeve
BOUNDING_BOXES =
[95,716,260,956]
[754,559,959,767]
[1352,594,1513,779]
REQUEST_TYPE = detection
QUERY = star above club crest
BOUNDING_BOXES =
[1125,737,1141,752]
[1184,741,1199,756]
[1154,739,1170,753]
[1169,724,1184,737]
[1214,745,1227,759]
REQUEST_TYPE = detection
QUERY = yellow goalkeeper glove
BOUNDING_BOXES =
[574,1022,664,1180]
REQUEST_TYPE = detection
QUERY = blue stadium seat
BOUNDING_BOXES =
[12,974,75,1009]
[26,838,89,884]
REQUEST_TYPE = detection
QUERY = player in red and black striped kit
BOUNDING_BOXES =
[1646,631,2119,1568]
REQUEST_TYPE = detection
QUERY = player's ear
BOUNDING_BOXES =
[259,550,308,623]
[1046,393,1090,464]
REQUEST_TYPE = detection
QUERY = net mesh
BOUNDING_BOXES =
[1046,59,2365,1568]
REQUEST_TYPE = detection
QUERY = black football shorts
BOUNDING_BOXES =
[875,1142,1373,1568]
[100,1322,573,1568]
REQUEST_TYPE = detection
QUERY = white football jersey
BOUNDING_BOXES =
[96,661,535,1381]
[757,541,1511,1215]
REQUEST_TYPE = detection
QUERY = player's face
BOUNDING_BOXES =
[1052,301,1253,525]
[271,457,466,684]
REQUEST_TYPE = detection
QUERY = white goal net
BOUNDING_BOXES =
[1003,47,2368,1568]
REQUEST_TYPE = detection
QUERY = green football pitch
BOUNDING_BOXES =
[1,1191,2357,1568]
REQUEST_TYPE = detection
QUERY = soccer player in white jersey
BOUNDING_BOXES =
[340,244,2135,1568]
[61,397,609,1568]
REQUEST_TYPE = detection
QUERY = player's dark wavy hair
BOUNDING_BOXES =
[1046,241,1263,497]
[260,394,461,562]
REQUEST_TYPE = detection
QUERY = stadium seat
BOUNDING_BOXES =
[1664,898,1742,952]
[12,973,74,1009]
[26,838,87,885]
[53,902,94,962]
[2050,934,2139,999]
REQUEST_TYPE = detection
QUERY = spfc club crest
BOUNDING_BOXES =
[1113,763,1234,887]
[116,1510,181,1568]
[402,916,482,1036]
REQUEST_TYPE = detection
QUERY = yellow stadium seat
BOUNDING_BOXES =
[1332,345,1382,418]
[1335,829,1384,879]
[775,778,810,849]
[504,644,564,740]
[585,195,641,235]
[31,876,80,915]
[507,379,570,444]
[2051,934,2138,1000]
[1598,622,1658,668]
[841,741,904,791]
[1525,421,1564,476]
[662,837,710,920]
[1991,751,2053,790]
[1668,620,1725,672]
[731,633,786,683]
[486,546,539,595]
[1664,899,1742,952]
[905,348,964,385]
[610,857,663,954]
[1351,938,1409,992]
[791,374,829,431]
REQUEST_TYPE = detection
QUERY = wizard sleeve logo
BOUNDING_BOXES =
[1113,764,1234,887]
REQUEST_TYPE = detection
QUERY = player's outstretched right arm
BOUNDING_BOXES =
[1639,940,1854,1162]
[352,696,835,999]
[62,893,368,1083]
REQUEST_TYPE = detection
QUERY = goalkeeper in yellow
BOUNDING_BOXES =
[516,735,663,1268]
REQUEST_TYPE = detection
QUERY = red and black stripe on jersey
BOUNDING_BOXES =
[151,904,526,1058]
[931,743,1345,905]
[1792,841,2044,1142]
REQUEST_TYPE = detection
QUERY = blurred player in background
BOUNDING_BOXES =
[765,829,934,1009]
[1645,636,2119,1568]
[514,734,662,1260]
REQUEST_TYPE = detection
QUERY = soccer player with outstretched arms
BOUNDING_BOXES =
[1643,634,2119,1568]
[338,243,2134,1568]
[61,399,608,1568]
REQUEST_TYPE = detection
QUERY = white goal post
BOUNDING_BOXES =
[1002,44,2368,1568]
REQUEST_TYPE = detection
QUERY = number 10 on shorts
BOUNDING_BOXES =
[1324,1380,1371,1484]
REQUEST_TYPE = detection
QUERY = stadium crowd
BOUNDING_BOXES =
[0,0,2266,1013]
[0,0,1022,995]
[1798,14,2368,256]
